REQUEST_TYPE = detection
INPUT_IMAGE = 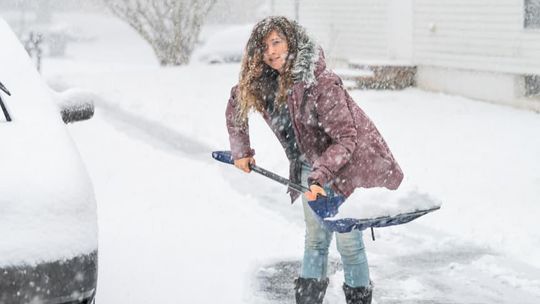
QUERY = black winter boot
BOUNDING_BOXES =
[342,282,373,304]
[294,277,329,304]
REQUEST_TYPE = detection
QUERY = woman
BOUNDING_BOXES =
[225,16,403,304]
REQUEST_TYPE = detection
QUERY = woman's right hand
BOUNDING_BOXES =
[304,184,327,201]
[234,157,255,173]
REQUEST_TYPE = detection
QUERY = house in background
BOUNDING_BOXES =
[270,0,540,112]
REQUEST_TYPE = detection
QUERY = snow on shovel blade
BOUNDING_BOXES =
[307,193,441,233]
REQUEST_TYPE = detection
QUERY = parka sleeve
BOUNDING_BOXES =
[225,85,255,160]
[308,82,357,186]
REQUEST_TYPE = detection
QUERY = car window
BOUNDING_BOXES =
[0,81,11,122]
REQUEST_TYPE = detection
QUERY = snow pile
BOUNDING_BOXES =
[329,181,442,220]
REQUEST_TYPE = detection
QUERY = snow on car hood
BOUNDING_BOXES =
[0,19,97,266]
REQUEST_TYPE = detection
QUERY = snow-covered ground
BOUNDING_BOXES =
[26,11,540,303]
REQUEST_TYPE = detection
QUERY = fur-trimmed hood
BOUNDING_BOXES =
[290,25,325,87]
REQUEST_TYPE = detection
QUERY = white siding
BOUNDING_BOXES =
[387,0,414,61]
[272,0,409,64]
[301,0,388,62]
[271,0,296,20]
[414,0,540,74]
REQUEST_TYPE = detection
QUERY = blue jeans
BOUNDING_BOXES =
[300,163,370,288]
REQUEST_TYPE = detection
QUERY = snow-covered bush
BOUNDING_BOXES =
[104,0,216,66]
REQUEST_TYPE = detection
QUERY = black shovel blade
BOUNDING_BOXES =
[320,206,441,233]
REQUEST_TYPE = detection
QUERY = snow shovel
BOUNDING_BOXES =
[212,150,440,235]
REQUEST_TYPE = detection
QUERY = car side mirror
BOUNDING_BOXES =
[54,88,95,124]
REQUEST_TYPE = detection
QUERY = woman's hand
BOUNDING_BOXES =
[304,184,327,201]
[234,157,255,173]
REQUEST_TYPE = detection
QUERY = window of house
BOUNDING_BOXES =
[525,0,540,29]
[524,75,540,97]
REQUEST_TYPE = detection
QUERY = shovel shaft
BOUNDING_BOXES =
[250,164,309,194]
[212,151,309,193]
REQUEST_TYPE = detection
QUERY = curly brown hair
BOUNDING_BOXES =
[237,16,300,122]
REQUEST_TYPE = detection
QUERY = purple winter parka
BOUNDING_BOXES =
[226,47,404,203]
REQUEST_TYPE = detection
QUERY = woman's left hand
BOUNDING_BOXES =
[304,184,327,201]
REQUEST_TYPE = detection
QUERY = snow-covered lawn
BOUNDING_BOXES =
[37,12,540,303]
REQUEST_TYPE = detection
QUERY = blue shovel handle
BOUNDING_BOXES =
[212,150,346,213]
[212,151,234,165]
[212,150,308,193]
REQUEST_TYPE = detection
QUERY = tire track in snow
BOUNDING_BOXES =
[95,102,306,226]
[96,102,212,161]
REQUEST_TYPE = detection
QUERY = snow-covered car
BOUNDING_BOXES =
[0,18,98,304]
[194,24,252,64]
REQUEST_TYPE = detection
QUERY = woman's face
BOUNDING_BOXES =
[263,30,289,73]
